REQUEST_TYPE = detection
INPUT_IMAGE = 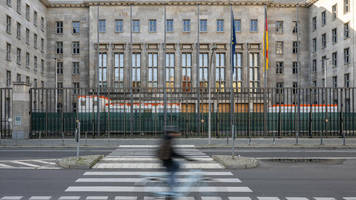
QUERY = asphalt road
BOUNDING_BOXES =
[1,147,356,198]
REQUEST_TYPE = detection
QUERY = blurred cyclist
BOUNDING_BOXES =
[157,126,194,197]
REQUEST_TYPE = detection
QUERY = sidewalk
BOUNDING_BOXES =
[0,137,355,148]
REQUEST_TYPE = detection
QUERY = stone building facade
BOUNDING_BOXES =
[1,0,355,90]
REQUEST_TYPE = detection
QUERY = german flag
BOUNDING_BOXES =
[263,6,269,71]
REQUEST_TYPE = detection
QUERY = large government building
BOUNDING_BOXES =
[1,0,355,90]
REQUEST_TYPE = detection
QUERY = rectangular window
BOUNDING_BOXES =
[200,19,207,32]
[131,53,141,88]
[132,19,140,33]
[166,19,174,32]
[16,74,21,82]
[148,53,158,88]
[41,59,44,72]
[114,53,124,88]
[149,19,156,33]
[332,76,337,88]
[332,4,337,20]
[182,53,192,90]
[321,56,327,70]
[234,19,241,32]
[72,62,80,74]
[16,22,21,39]
[344,0,349,13]
[72,21,80,34]
[99,53,108,87]
[6,16,11,34]
[215,53,225,91]
[233,53,243,90]
[292,82,298,94]
[33,11,37,26]
[26,76,30,85]
[16,48,21,64]
[183,19,190,32]
[332,52,337,67]
[34,56,37,71]
[276,41,283,55]
[72,41,80,54]
[250,19,258,32]
[332,28,337,44]
[321,11,326,26]
[276,21,283,33]
[56,41,63,54]
[26,52,29,68]
[292,41,299,54]
[25,4,30,21]
[73,82,80,94]
[312,17,317,31]
[199,53,208,87]
[115,19,123,33]
[165,53,175,90]
[344,73,350,88]
[216,19,224,32]
[312,59,317,72]
[312,38,317,52]
[41,38,44,52]
[57,62,63,74]
[6,71,11,87]
[344,22,349,38]
[344,48,350,64]
[292,62,298,74]
[41,17,44,31]
[292,21,298,33]
[34,33,37,49]
[7,0,11,7]
[321,33,326,48]
[56,21,63,34]
[98,19,106,33]
[276,61,283,74]
[26,28,29,44]
[6,43,11,61]
[276,82,284,94]
[33,79,37,88]
[17,0,21,13]
[249,52,260,88]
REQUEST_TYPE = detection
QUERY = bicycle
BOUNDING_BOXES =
[136,169,215,200]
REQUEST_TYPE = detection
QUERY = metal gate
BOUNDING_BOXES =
[0,88,13,139]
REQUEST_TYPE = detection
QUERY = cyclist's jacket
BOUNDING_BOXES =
[157,135,186,167]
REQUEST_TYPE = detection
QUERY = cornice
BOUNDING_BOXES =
[46,0,316,8]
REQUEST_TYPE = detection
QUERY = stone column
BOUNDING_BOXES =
[12,82,31,139]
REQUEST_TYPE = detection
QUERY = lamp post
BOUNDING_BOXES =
[321,57,329,145]
[54,58,57,112]
[208,45,217,145]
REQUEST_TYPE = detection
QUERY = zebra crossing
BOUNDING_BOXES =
[0,159,60,169]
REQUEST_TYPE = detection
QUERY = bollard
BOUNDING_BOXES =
[75,120,81,160]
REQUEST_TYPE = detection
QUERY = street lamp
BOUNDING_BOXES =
[54,58,57,112]
[208,45,217,145]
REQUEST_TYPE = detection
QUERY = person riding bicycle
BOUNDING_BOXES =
[157,126,194,196]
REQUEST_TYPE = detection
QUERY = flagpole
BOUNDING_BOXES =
[196,5,200,136]
[163,5,167,132]
[129,5,133,136]
[263,5,268,139]
[230,4,235,157]
[96,5,100,138]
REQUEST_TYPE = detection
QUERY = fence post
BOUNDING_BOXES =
[12,82,31,139]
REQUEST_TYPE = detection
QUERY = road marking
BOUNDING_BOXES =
[32,160,56,165]
[119,145,195,148]
[76,177,240,183]
[114,196,137,200]
[143,197,194,200]
[58,197,81,200]
[228,198,252,200]
[11,161,41,168]
[29,196,51,200]
[102,157,214,161]
[93,163,223,169]
[0,163,14,168]
[65,186,252,193]
[344,198,356,200]
[286,198,309,200]
[258,198,280,200]
[85,196,108,200]
[0,196,23,200]
[201,197,222,200]
[314,198,336,200]
[84,171,233,176]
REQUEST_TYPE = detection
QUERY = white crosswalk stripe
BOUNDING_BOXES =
[228,197,252,200]
[314,198,336,200]
[85,196,108,200]
[84,171,233,176]
[0,196,23,200]
[57,196,81,200]
[344,198,356,200]
[286,198,310,200]
[93,162,223,169]
[76,177,241,183]
[114,196,137,200]
[257,198,280,200]
[28,196,51,200]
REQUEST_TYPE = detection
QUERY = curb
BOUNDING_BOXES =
[56,155,104,169]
